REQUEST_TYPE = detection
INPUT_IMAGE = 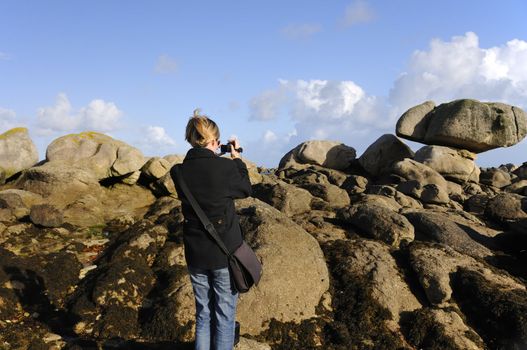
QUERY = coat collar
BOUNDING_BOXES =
[184,147,218,161]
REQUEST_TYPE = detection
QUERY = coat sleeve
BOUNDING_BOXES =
[229,158,252,199]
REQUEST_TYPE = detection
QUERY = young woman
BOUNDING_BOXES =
[172,109,252,350]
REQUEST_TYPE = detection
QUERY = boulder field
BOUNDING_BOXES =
[0,99,526,349]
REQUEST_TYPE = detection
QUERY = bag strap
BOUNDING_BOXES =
[172,164,231,257]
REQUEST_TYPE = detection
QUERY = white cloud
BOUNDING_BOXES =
[390,32,527,112]
[155,54,178,74]
[0,108,17,132]
[263,130,278,144]
[249,87,288,121]
[0,52,10,60]
[145,126,176,147]
[281,23,322,40]
[36,93,123,135]
[340,0,375,28]
[248,32,527,168]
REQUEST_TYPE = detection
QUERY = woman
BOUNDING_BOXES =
[172,109,252,350]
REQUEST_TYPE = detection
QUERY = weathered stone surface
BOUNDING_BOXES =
[480,167,512,188]
[404,307,485,350]
[404,211,493,258]
[391,158,449,189]
[141,157,172,180]
[68,221,166,339]
[330,239,421,321]
[252,177,313,216]
[453,268,527,349]
[358,134,414,177]
[414,145,480,183]
[29,204,63,227]
[406,99,527,152]
[12,163,101,207]
[235,337,272,350]
[341,174,368,194]
[46,132,146,183]
[338,203,414,247]
[395,100,436,142]
[409,243,524,306]
[504,179,527,194]
[485,192,527,223]
[353,193,403,212]
[512,162,527,179]
[420,184,450,204]
[235,197,330,335]
[289,168,350,208]
[279,140,356,170]
[0,127,39,180]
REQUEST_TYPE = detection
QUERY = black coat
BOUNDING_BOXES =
[171,147,252,269]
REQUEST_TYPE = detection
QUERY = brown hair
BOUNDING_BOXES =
[185,109,220,148]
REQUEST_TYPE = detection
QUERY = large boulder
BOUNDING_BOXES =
[234,197,330,335]
[278,140,356,170]
[396,99,527,153]
[328,239,421,322]
[148,197,331,339]
[358,134,414,177]
[485,193,527,224]
[414,145,480,183]
[480,167,512,188]
[0,127,39,181]
[12,163,101,207]
[252,177,313,216]
[404,211,493,258]
[289,168,350,208]
[46,132,146,183]
[338,203,415,247]
[391,158,449,189]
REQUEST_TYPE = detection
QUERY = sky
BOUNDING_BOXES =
[1,0,527,169]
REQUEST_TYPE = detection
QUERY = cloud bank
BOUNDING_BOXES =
[249,32,527,166]
[37,93,123,135]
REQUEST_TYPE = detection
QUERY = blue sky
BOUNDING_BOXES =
[1,0,527,168]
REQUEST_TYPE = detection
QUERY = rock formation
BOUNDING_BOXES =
[0,98,526,349]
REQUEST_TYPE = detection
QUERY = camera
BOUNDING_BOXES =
[220,141,243,154]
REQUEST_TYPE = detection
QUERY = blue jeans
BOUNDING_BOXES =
[188,266,238,350]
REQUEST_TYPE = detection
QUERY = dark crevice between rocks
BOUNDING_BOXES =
[452,267,527,350]
[1,266,80,342]
[399,307,477,350]
[486,229,527,280]
[99,174,131,188]
[456,222,499,250]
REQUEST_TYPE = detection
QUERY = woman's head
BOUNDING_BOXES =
[185,109,220,148]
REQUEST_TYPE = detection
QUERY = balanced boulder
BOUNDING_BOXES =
[396,99,527,152]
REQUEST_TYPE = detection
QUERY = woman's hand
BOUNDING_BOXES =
[229,138,241,159]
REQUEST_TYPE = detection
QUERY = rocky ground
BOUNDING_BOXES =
[0,99,526,349]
